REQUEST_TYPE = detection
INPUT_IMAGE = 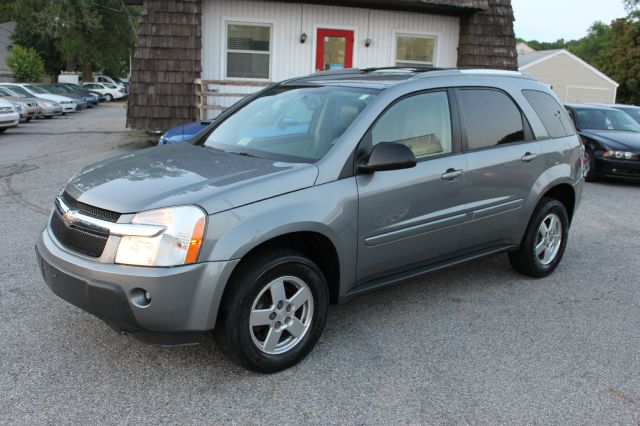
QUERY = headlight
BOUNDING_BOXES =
[115,205,206,267]
[603,150,638,160]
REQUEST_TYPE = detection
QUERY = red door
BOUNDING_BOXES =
[316,29,354,71]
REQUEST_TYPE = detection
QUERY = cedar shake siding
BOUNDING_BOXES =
[126,0,202,130]
[125,0,516,130]
[457,0,517,70]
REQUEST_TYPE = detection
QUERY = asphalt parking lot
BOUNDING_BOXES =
[0,104,639,424]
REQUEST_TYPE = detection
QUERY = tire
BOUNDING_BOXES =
[583,149,597,182]
[214,248,329,373]
[105,94,113,102]
[0,128,6,133]
[508,197,569,278]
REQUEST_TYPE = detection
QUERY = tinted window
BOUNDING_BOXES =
[522,90,574,138]
[372,91,452,159]
[615,107,640,125]
[458,89,525,150]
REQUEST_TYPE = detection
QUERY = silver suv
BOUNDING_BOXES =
[36,68,584,372]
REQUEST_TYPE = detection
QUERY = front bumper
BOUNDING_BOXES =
[36,228,239,346]
[60,104,76,113]
[595,156,640,181]
[41,106,63,116]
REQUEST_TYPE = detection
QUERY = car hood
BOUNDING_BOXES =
[65,143,319,215]
[581,130,640,151]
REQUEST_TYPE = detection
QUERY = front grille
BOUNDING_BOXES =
[62,191,120,223]
[50,211,108,258]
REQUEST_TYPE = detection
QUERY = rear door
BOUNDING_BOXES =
[356,90,468,281]
[455,88,544,251]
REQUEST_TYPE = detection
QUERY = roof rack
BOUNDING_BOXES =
[361,66,446,73]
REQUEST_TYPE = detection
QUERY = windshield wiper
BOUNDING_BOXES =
[224,150,261,158]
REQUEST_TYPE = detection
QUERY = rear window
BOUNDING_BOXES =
[457,89,525,150]
[522,90,575,138]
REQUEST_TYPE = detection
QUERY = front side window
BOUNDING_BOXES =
[395,34,437,67]
[204,86,378,162]
[4,86,29,97]
[25,85,48,94]
[227,23,271,79]
[372,91,452,158]
[575,108,640,131]
[458,89,525,150]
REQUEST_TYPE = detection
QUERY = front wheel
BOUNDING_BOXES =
[214,249,329,373]
[105,94,113,102]
[509,197,569,278]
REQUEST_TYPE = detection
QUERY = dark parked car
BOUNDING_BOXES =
[565,103,640,181]
[37,68,584,373]
[59,83,106,103]
[48,84,99,107]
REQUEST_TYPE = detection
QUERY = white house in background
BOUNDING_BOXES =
[0,21,16,82]
[518,49,619,104]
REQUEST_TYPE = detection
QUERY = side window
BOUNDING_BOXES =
[458,89,525,150]
[372,91,452,159]
[522,90,575,138]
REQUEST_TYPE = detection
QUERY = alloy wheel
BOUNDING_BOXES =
[534,213,563,266]
[249,276,314,355]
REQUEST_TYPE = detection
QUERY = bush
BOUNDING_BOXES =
[6,45,45,82]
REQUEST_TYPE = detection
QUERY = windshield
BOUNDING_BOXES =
[616,107,640,125]
[0,87,13,97]
[203,86,378,162]
[574,108,640,132]
[25,85,48,94]
[3,86,29,97]
[104,83,117,89]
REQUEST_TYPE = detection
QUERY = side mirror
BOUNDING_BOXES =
[357,142,417,173]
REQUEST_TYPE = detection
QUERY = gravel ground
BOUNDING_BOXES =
[0,104,639,425]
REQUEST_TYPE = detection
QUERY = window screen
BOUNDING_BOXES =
[523,90,575,138]
[372,91,452,159]
[395,35,436,67]
[458,89,525,150]
[227,24,271,79]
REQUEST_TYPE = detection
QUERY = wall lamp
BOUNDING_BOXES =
[300,33,307,44]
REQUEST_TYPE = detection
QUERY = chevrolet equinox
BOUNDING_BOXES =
[36,68,584,373]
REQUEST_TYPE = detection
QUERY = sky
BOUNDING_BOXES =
[511,0,628,42]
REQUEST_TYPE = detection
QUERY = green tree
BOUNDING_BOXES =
[4,0,139,79]
[6,44,45,82]
[599,18,640,104]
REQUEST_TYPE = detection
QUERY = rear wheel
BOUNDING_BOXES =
[509,197,569,278]
[0,128,6,133]
[214,249,329,373]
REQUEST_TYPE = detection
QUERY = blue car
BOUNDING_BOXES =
[159,120,211,145]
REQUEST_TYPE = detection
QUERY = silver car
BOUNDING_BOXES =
[36,68,584,372]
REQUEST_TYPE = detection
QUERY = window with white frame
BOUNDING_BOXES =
[395,34,437,67]
[226,23,271,79]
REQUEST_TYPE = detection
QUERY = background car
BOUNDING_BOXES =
[36,84,90,109]
[94,75,127,93]
[0,98,20,133]
[159,120,212,144]
[82,82,126,102]
[0,84,62,118]
[565,103,640,181]
[1,83,77,113]
[49,84,99,107]
[0,86,41,121]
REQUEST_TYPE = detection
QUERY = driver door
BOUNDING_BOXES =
[356,90,468,282]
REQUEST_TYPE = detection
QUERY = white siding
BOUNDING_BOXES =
[521,52,618,104]
[202,0,460,81]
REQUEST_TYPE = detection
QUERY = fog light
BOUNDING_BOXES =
[131,288,152,307]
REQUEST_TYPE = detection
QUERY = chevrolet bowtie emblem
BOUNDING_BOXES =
[62,209,77,227]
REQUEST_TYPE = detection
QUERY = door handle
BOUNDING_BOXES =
[441,168,464,180]
[521,152,538,162]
